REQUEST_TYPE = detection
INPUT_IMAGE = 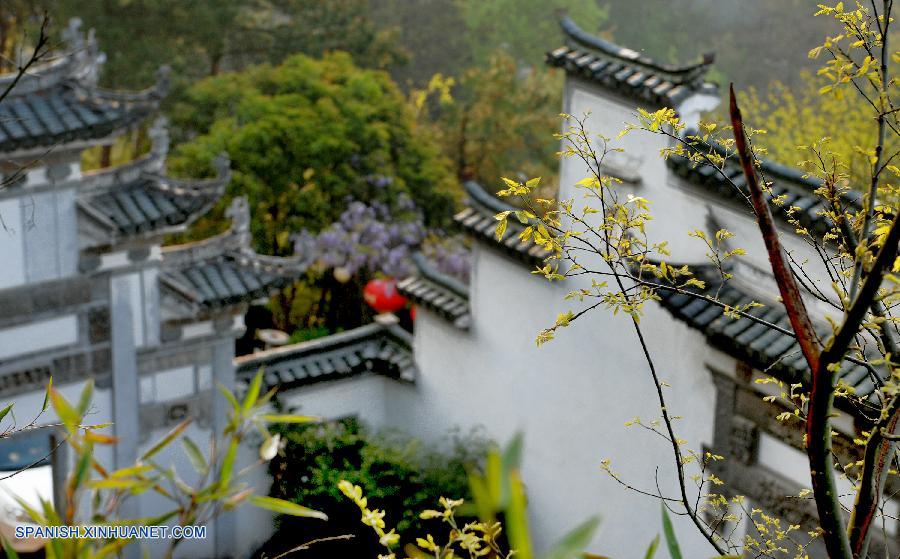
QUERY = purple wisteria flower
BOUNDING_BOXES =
[293,194,472,283]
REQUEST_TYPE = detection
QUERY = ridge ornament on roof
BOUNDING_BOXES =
[0,18,167,156]
[546,16,717,108]
[159,197,313,317]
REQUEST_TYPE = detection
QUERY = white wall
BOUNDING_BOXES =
[0,188,79,290]
[0,197,25,289]
[0,315,78,361]
[384,82,845,557]
[387,245,718,557]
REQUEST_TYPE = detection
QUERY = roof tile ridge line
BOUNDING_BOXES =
[79,152,165,192]
[160,228,243,264]
[1,56,75,99]
[158,273,202,308]
[147,152,231,197]
[675,128,844,194]
[0,18,98,98]
[406,251,469,298]
[79,65,172,105]
[464,180,516,214]
[235,250,312,275]
[75,198,119,233]
[234,322,387,367]
[558,16,714,79]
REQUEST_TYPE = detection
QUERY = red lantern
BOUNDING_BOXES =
[363,278,407,313]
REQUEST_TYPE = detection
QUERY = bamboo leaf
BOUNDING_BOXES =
[661,505,682,559]
[182,436,208,475]
[77,379,94,416]
[506,470,533,559]
[84,431,118,445]
[248,495,327,520]
[218,383,240,411]
[71,443,93,491]
[219,438,239,487]
[141,419,191,461]
[544,516,600,559]
[42,378,52,412]
[1,536,20,559]
[50,388,80,434]
[644,535,660,559]
[259,414,319,424]
[241,370,264,413]
[0,404,12,424]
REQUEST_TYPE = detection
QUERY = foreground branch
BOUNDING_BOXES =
[730,85,855,559]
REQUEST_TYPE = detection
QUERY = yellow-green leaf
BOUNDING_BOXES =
[249,496,328,520]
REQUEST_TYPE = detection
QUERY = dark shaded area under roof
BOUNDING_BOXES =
[651,263,884,405]
[234,321,416,394]
[398,252,470,329]
[546,16,717,108]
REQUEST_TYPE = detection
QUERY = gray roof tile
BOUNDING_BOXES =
[651,264,887,409]
[454,181,551,267]
[398,252,470,329]
[547,17,717,107]
[234,321,416,393]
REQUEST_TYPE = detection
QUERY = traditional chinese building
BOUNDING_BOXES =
[0,20,308,558]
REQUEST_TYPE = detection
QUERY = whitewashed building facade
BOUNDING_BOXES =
[0,20,310,558]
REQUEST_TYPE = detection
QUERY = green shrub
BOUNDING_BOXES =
[256,419,488,558]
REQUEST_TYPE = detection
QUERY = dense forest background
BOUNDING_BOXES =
[6,0,830,92]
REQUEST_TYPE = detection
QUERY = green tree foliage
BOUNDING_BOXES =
[458,0,607,68]
[259,419,485,558]
[419,52,562,194]
[168,52,457,255]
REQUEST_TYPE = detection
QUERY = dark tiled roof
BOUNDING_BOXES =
[0,84,161,153]
[546,16,717,107]
[0,19,165,154]
[454,180,550,267]
[80,154,229,237]
[668,153,862,236]
[234,320,416,394]
[398,252,470,329]
[160,197,311,313]
[652,263,884,402]
[160,253,302,310]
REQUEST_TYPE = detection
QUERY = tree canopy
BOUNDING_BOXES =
[167,52,457,256]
